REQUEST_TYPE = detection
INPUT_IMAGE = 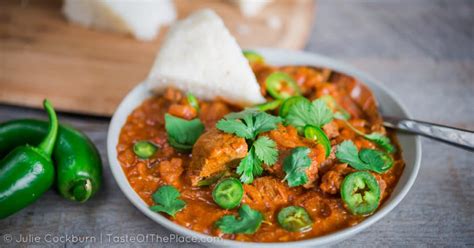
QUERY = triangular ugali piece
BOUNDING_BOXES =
[146,9,265,106]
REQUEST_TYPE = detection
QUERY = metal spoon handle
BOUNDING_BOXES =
[383,116,474,152]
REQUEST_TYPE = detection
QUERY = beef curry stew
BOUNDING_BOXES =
[117,56,405,242]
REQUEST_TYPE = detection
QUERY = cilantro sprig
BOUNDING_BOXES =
[216,109,281,183]
[215,204,263,234]
[217,109,282,140]
[165,114,204,152]
[282,147,312,187]
[336,118,395,153]
[321,94,395,153]
[284,98,333,131]
[336,140,394,173]
[149,185,186,217]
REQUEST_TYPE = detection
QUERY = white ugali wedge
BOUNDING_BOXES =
[146,9,266,106]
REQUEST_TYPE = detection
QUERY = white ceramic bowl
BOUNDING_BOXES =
[107,48,422,247]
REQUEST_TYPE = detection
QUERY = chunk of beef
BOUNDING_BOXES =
[199,101,232,127]
[188,129,248,185]
[159,158,184,187]
[319,163,354,194]
[242,177,291,211]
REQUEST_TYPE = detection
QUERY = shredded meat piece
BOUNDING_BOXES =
[294,191,339,220]
[268,124,306,148]
[322,122,339,139]
[199,101,232,127]
[320,163,354,194]
[242,177,290,211]
[188,129,248,186]
[159,158,184,187]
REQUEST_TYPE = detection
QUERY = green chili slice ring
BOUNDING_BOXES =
[279,96,310,118]
[243,50,265,64]
[341,171,381,215]
[212,178,244,209]
[304,125,331,158]
[277,206,313,232]
[265,72,301,100]
[133,141,157,159]
[255,100,282,112]
[187,93,200,112]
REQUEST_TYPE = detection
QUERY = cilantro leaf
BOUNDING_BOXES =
[335,141,371,170]
[282,147,312,187]
[253,136,278,165]
[364,133,395,153]
[217,109,281,139]
[359,148,394,173]
[224,108,259,120]
[165,114,204,151]
[236,147,263,184]
[252,112,282,135]
[150,185,186,217]
[215,204,263,234]
[312,99,334,126]
[216,119,254,139]
[285,98,333,130]
[335,140,394,173]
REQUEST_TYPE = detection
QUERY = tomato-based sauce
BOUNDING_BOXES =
[117,64,404,242]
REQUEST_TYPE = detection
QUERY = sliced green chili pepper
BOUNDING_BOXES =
[277,206,312,232]
[0,100,57,219]
[187,93,200,112]
[279,96,310,118]
[133,141,157,159]
[265,72,301,100]
[212,178,244,209]
[243,50,265,64]
[304,125,331,158]
[254,100,282,112]
[0,120,102,203]
[341,171,381,215]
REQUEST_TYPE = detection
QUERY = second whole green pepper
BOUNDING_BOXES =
[0,100,57,219]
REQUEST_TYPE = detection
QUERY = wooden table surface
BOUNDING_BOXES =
[1,0,473,247]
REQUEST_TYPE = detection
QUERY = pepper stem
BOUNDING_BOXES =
[38,99,58,157]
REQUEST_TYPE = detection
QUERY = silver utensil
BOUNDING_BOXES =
[382,116,474,152]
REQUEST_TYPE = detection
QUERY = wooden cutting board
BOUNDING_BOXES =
[0,0,315,116]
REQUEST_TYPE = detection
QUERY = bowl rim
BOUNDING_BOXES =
[107,48,422,247]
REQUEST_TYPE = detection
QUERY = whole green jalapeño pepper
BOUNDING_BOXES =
[0,100,58,219]
[0,120,102,203]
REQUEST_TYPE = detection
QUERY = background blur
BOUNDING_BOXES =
[1,0,473,247]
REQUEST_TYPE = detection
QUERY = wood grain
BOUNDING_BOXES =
[0,0,315,116]
[0,0,473,247]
